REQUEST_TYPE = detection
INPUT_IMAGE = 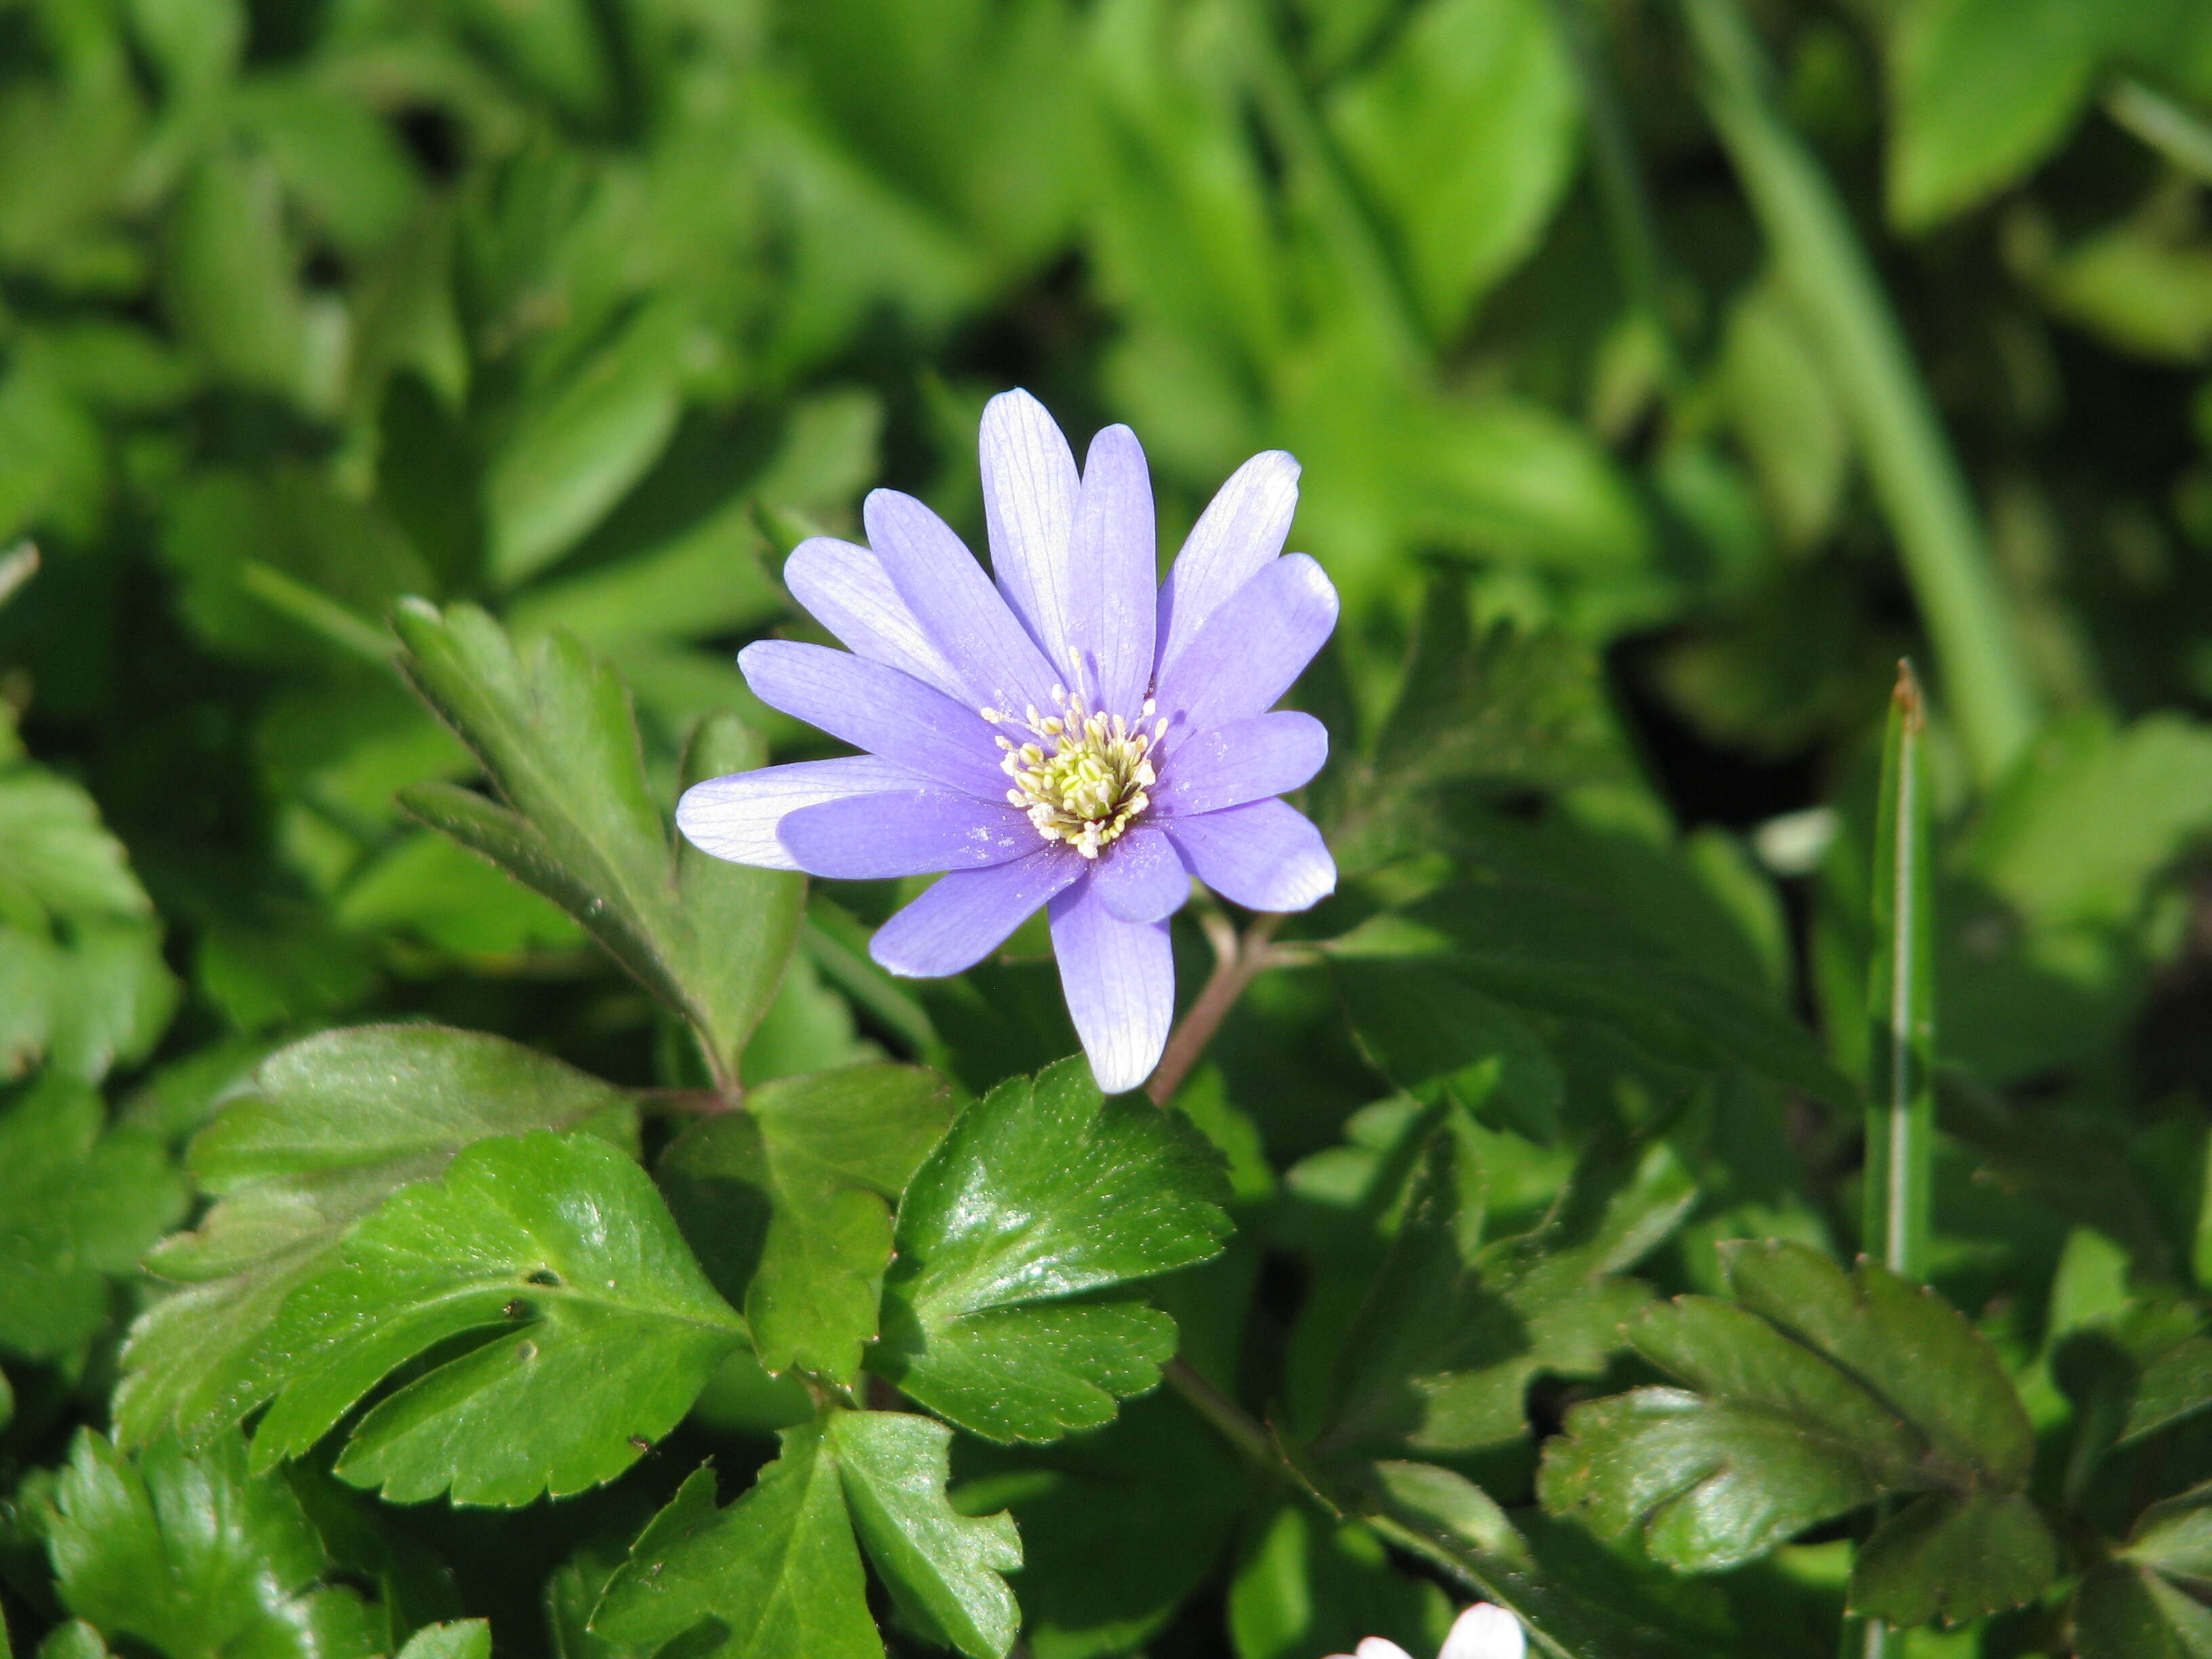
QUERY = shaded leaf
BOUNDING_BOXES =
[1324,577,1624,874]
[2075,1562,2212,1659]
[1539,1240,2053,1620]
[0,729,176,1082]
[1336,960,1563,1144]
[1321,1130,1694,1458]
[1358,1460,1704,1659]
[1332,879,1856,1107]
[1847,1490,2055,1627]
[0,1073,184,1358]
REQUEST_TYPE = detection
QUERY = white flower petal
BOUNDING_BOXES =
[1438,1604,1523,1659]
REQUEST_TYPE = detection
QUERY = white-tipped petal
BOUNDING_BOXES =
[1438,1605,1523,1659]
[981,388,1082,671]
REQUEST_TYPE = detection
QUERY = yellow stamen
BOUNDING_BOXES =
[980,690,1162,859]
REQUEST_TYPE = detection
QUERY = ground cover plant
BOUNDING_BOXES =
[4,0,2212,1655]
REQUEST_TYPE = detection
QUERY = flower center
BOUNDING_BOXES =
[983,690,1166,859]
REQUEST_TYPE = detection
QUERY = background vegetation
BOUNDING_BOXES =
[5,0,2212,1655]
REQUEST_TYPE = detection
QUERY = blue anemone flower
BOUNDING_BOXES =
[678,390,1338,1092]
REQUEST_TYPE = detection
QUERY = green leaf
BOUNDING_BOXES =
[1319,1129,1694,1458]
[828,1411,1022,1659]
[2075,1562,2212,1659]
[1326,0,1580,340]
[161,151,316,407]
[1321,577,1625,874]
[0,1073,184,1358]
[868,1057,1232,1442]
[485,302,687,587]
[1847,1490,2055,1626]
[1359,1460,1705,1659]
[949,1391,1248,1659]
[119,1023,635,1446]
[1228,1501,1446,1659]
[188,1023,636,1188]
[394,604,802,1085]
[47,1430,380,1659]
[592,1436,882,1659]
[1539,1240,2055,1618]
[1332,878,1856,1107]
[35,1626,111,1659]
[160,468,431,672]
[659,1065,956,1387]
[1336,961,1563,1144]
[1886,0,2108,230]
[253,1131,744,1503]
[393,1624,492,1659]
[0,737,176,1082]
[1719,278,1851,548]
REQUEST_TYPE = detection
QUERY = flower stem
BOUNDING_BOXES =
[1162,1357,1276,1469]
[1146,912,1284,1105]
[1679,0,2043,786]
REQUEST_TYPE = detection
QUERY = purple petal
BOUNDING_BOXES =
[863,489,1060,718]
[1152,554,1338,749]
[1155,449,1299,680]
[981,390,1080,673]
[1048,878,1174,1094]
[1069,424,1158,717]
[1165,799,1335,913]
[869,848,1084,978]
[1090,825,1189,923]
[1151,711,1328,818]
[677,756,928,872]
[777,790,1037,879]
[785,537,964,701]
[739,640,1006,799]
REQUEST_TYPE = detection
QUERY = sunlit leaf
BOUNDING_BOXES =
[869,1057,1232,1442]
[659,1063,956,1387]
[47,1430,380,1659]
[119,1024,634,1447]
[254,1131,744,1504]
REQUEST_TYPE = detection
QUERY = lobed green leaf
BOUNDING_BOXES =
[393,603,800,1084]
[119,1024,636,1448]
[658,1063,956,1387]
[1539,1241,2054,1616]
[867,1057,1232,1442]
[253,1131,744,1504]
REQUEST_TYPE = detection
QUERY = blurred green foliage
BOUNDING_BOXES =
[7,0,2212,1654]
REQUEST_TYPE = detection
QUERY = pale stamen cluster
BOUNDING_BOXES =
[981,688,1168,859]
